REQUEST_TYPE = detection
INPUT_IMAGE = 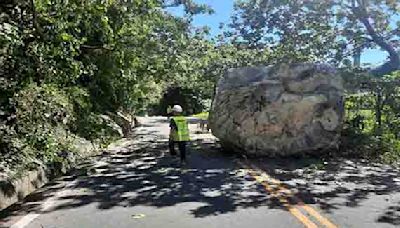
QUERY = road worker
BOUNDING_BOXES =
[169,105,190,165]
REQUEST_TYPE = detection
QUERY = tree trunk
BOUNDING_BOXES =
[353,2,400,76]
[375,89,383,134]
[353,47,361,68]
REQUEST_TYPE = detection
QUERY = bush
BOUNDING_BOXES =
[342,70,400,164]
[0,123,32,174]
[15,84,76,161]
[0,84,76,174]
[380,134,400,164]
[66,86,121,147]
[74,113,121,148]
[0,83,124,176]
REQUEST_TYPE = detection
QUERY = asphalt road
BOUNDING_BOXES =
[1,117,400,228]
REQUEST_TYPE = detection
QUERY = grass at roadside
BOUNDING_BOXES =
[191,112,209,120]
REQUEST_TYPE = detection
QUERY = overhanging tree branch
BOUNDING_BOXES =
[359,17,399,64]
[352,3,400,75]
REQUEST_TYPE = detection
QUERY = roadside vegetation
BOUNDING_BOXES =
[1,0,400,177]
[342,70,400,163]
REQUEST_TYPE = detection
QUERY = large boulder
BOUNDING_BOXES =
[209,63,344,156]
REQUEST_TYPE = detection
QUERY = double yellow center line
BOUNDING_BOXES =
[238,161,337,228]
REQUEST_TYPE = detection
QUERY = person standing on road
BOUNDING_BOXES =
[169,105,190,165]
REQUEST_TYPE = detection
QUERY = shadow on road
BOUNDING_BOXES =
[39,140,283,218]
[251,156,400,226]
[1,118,400,227]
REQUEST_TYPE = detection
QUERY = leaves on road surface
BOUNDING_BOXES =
[132,213,146,219]
[155,167,170,174]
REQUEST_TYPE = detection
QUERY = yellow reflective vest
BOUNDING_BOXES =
[170,116,190,142]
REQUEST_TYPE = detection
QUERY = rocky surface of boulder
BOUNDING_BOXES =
[209,63,344,156]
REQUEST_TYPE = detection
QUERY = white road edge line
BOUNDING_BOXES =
[10,179,78,228]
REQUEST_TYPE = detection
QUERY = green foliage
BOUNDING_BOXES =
[153,31,274,115]
[152,86,209,115]
[16,84,74,132]
[381,136,400,164]
[0,123,31,172]
[15,84,74,163]
[342,70,400,163]
[0,0,223,174]
[228,0,400,71]
[2,0,400,171]
[65,86,120,146]
[191,112,209,120]
[1,84,76,172]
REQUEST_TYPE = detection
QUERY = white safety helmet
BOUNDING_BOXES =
[172,104,183,113]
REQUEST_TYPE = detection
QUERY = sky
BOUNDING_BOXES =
[167,0,390,66]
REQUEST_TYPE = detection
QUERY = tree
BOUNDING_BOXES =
[228,0,400,75]
[1,0,221,172]
[152,28,274,115]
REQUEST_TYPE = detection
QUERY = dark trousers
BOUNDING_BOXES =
[169,140,187,162]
